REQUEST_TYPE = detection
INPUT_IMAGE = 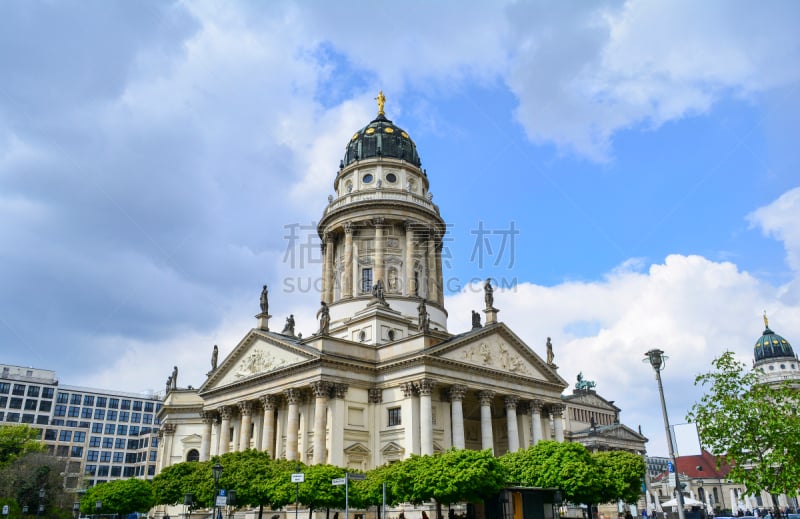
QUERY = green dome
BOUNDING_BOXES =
[754,326,795,362]
[341,114,422,168]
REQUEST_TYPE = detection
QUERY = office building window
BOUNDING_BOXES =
[51,419,64,426]
[44,429,57,441]
[105,424,115,434]
[144,402,154,412]
[91,423,103,433]
[113,452,123,463]
[150,450,157,462]
[56,393,69,403]
[127,439,138,449]
[71,446,83,458]
[100,451,111,462]
[123,467,135,477]
[65,420,78,427]
[121,399,131,410]
[0,383,10,394]
[53,405,66,417]
[9,398,22,409]
[117,425,127,435]
[59,430,72,442]
[6,412,19,422]
[102,438,113,448]
[115,438,125,449]
[142,414,152,424]
[12,384,25,396]
[24,399,37,410]
[126,453,137,463]
[147,465,156,476]
[39,401,51,412]
[96,397,106,407]
[0,396,6,407]
[107,410,117,421]
[42,387,54,399]
[21,414,34,423]
[131,412,141,423]
[388,407,401,426]
[97,465,109,477]
[73,431,86,442]
[83,395,94,406]
[129,426,139,436]
[89,436,101,447]
[81,407,92,418]
[108,398,119,409]
[94,409,105,420]
[119,411,129,422]
[151,437,158,448]
[56,445,69,457]
[36,415,49,425]
[110,466,121,477]
[70,394,82,405]
[27,386,40,397]
[132,400,142,411]
[67,406,79,417]
[84,465,96,475]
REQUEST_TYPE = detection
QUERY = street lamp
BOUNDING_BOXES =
[212,462,223,519]
[644,349,686,519]
[95,500,102,519]
[36,488,45,519]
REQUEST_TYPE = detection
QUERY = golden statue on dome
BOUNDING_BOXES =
[375,90,386,116]
[764,310,769,329]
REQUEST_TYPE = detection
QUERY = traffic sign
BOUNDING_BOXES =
[347,473,366,481]
[3,505,9,516]
[332,477,347,486]
[291,473,305,483]
[667,461,674,473]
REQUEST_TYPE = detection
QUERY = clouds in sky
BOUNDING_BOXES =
[2,0,800,456]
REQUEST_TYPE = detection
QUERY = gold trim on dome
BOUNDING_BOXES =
[365,128,375,135]
[384,127,394,133]
[351,132,360,141]
[401,131,409,139]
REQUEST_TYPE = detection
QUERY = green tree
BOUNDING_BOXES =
[687,351,800,519]
[81,479,154,516]
[501,441,602,506]
[592,450,646,505]
[0,452,68,513]
[220,451,296,513]
[0,425,45,467]
[151,460,207,507]
[350,462,404,511]
[297,464,347,518]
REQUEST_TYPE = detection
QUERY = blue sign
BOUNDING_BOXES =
[667,462,674,473]
[219,489,226,496]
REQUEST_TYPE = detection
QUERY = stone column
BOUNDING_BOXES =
[427,229,437,301]
[504,395,520,453]
[551,404,565,442]
[374,218,385,287]
[218,406,232,454]
[238,401,252,451]
[435,240,443,305]
[260,394,277,459]
[343,223,354,299]
[311,381,331,465]
[478,390,495,453]
[329,383,348,466]
[404,221,416,296]
[199,411,214,461]
[401,382,419,457]
[530,399,543,444]
[449,385,467,449]
[212,414,221,456]
[419,379,436,455]
[285,388,301,461]
[323,232,335,303]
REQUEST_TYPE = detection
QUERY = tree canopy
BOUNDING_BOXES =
[687,351,800,517]
[0,425,45,467]
[81,478,154,516]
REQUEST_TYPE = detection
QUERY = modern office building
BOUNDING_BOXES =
[0,363,162,489]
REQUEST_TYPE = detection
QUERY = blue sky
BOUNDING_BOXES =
[2,0,800,458]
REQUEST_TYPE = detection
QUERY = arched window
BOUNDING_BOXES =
[186,449,200,462]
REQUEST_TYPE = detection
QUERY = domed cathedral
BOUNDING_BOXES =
[753,312,800,386]
[155,95,641,484]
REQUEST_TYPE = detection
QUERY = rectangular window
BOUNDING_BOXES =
[129,426,139,436]
[44,429,57,440]
[96,396,106,407]
[89,436,101,447]
[105,423,115,434]
[126,453,137,463]
[42,387,54,399]
[66,420,78,427]
[94,409,105,420]
[151,437,158,448]
[107,410,117,421]
[12,384,25,396]
[83,395,94,406]
[0,396,6,407]
[24,399,37,410]
[110,466,121,477]
[70,394,82,405]
[120,399,131,410]
[56,445,69,457]
[361,267,373,293]
[59,430,72,441]
[71,446,83,457]
[68,406,80,417]
[119,411,129,422]
[108,398,119,409]
[91,423,103,433]
[81,407,92,418]
[6,412,19,422]
[388,407,401,426]
[73,431,86,442]
[9,398,22,409]
[51,419,64,426]
[97,465,109,477]
[102,438,113,448]
[53,404,67,416]
[27,386,40,397]
[85,464,96,475]
[132,400,143,411]
[142,414,152,424]
[0,383,10,394]
[147,465,155,476]
[36,415,49,425]
[21,414,34,423]
[144,402,154,412]
[150,450,157,462]
[116,425,127,435]
[56,392,69,404]
[113,452,123,463]
[131,412,141,423]
[123,467,135,477]
[127,439,138,449]
[39,401,51,412]
[100,451,111,462]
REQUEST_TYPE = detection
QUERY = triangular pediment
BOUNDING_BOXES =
[200,330,319,392]
[344,443,371,455]
[180,434,202,445]
[432,324,567,387]
[563,390,620,412]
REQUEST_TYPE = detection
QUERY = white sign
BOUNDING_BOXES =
[3,505,9,516]
[332,477,347,486]
[291,473,305,483]
[216,496,228,506]
[668,473,676,487]
[347,473,366,481]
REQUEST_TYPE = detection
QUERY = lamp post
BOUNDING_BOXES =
[212,462,223,519]
[644,349,686,519]
[95,501,102,519]
[294,464,300,519]
[36,488,45,519]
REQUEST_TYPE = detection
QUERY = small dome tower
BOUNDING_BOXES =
[753,312,799,385]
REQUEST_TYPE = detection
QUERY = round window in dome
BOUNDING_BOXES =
[386,173,397,183]
[781,364,786,369]
[384,127,394,133]
[769,365,775,370]
[363,174,374,184]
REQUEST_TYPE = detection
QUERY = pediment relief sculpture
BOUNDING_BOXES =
[459,341,530,375]
[234,348,290,379]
